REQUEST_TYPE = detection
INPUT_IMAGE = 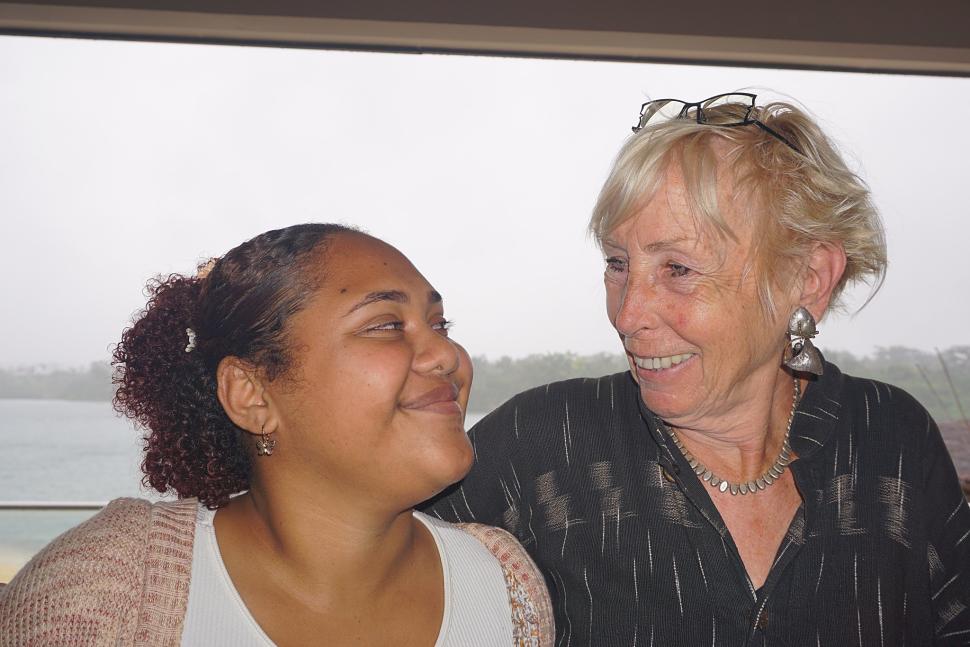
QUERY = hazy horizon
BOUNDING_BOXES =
[3,344,969,374]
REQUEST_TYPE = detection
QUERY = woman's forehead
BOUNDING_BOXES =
[607,202,734,252]
[612,162,754,251]
[320,233,435,297]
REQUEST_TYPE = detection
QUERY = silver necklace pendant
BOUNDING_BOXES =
[667,378,800,496]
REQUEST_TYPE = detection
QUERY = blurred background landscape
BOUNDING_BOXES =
[3,345,967,420]
[3,345,968,480]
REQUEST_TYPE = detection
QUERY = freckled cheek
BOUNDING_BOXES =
[661,301,706,345]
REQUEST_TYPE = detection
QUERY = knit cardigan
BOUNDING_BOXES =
[0,498,554,646]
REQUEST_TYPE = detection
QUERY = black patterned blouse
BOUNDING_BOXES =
[425,362,970,646]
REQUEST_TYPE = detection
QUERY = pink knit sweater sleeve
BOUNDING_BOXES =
[0,498,192,647]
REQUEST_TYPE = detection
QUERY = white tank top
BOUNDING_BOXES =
[180,506,514,646]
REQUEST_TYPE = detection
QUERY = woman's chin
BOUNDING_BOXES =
[444,437,475,483]
[636,384,694,422]
[419,437,475,500]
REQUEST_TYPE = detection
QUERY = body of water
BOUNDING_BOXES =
[0,399,485,580]
[0,399,146,502]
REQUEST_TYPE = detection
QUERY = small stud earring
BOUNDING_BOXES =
[783,306,824,376]
[255,422,277,456]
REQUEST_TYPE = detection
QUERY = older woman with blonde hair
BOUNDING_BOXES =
[427,93,970,645]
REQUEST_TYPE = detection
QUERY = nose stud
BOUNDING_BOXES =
[432,344,462,375]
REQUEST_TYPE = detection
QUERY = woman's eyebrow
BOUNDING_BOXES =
[345,290,407,316]
[344,289,442,316]
[603,237,692,253]
[643,237,692,252]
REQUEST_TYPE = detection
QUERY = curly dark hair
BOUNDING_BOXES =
[112,223,356,508]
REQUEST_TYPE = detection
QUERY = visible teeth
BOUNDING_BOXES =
[635,353,693,370]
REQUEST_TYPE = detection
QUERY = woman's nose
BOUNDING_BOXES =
[613,280,661,338]
[413,327,461,376]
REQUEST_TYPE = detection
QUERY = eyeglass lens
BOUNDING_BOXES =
[637,93,756,130]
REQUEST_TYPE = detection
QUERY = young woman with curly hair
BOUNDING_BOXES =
[0,224,553,646]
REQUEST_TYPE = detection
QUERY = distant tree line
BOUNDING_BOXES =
[469,346,970,423]
[0,362,114,401]
[467,352,628,413]
[1,346,969,424]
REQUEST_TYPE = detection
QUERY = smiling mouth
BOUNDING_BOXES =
[632,353,695,371]
[401,383,462,413]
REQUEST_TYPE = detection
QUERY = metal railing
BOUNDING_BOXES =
[0,501,107,510]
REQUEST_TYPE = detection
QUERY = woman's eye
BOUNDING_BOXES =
[605,256,628,273]
[370,321,404,332]
[668,263,690,277]
[432,319,454,336]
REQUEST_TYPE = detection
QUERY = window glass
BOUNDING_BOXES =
[1,35,967,578]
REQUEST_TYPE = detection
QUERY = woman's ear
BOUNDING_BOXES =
[798,242,848,320]
[216,357,276,435]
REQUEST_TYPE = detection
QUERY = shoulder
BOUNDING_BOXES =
[5,498,155,589]
[832,368,954,479]
[453,522,555,646]
[0,497,198,646]
[837,369,936,435]
[473,371,637,434]
[508,371,634,409]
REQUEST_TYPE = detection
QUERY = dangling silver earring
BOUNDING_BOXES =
[783,306,824,376]
[255,422,277,456]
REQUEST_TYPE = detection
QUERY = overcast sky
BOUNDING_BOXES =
[0,35,968,368]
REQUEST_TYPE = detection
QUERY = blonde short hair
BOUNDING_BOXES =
[589,100,887,315]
